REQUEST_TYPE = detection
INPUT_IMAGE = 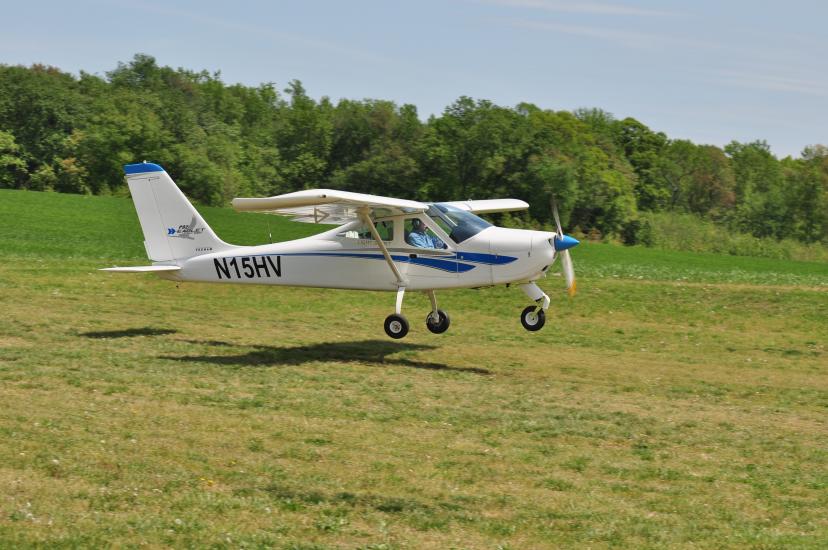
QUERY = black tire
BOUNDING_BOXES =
[384,314,409,339]
[520,305,545,331]
[425,309,451,334]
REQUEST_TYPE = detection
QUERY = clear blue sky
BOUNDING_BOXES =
[3,0,826,157]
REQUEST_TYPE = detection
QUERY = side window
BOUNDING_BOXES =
[337,220,394,241]
[404,218,446,249]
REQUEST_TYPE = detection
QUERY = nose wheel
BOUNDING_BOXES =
[519,282,550,332]
[520,306,545,331]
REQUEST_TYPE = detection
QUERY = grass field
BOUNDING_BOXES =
[1,189,826,549]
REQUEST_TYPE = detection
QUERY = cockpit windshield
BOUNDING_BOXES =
[427,203,492,243]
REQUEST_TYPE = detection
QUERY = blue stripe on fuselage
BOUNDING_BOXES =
[410,256,475,273]
[275,252,475,273]
[453,251,517,265]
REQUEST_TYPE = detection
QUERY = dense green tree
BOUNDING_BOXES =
[570,143,638,236]
[0,55,824,245]
[783,145,828,242]
[328,100,422,198]
[725,140,786,237]
[614,117,668,210]
[420,97,530,201]
[274,80,333,191]
[653,140,735,217]
[0,64,88,185]
[0,130,27,188]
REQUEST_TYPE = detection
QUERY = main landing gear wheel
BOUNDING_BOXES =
[425,309,451,334]
[520,306,545,331]
[384,313,410,339]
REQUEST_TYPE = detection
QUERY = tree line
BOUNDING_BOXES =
[1,54,825,245]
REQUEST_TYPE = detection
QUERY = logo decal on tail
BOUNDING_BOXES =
[168,216,205,240]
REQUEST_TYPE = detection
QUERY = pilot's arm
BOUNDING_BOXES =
[407,231,431,248]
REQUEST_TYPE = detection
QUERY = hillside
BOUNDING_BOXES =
[0,189,826,547]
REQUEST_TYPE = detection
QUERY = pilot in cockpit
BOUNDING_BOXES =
[408,218,446,249]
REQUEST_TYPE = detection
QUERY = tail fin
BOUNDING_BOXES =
[124,163,232,262]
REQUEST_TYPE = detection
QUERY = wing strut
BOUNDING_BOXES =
[358,208,408,288]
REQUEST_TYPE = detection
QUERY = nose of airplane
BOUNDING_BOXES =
[553,234,580,251]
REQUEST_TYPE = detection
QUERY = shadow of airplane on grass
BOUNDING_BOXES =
[163,339,491,375]
[80,327,179,339]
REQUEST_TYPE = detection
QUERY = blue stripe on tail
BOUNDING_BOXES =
[124,163,165,174]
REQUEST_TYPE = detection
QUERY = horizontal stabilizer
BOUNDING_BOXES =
[100,265,181,273]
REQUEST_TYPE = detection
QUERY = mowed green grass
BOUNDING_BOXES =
[0,189,826,549]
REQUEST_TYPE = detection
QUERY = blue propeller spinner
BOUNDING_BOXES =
[553,234,580,251]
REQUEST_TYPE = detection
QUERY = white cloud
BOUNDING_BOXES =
[507,19,712,50]
[109,0,389,65]
[478,0,681,17]
[510,19,654,47]
[713,69,828,97]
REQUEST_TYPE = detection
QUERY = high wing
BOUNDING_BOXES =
[232,189,428,224]
[440,199,529,214]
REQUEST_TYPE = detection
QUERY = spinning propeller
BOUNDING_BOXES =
[551,200,578,297]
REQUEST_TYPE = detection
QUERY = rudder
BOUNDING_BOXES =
[124,163,231,262]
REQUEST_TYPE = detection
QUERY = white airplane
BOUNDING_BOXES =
[103,162,579,339]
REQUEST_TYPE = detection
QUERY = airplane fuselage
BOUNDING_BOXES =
[161,220,557,292]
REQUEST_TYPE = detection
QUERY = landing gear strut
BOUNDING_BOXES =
[519,282,550,332]
[384,286,410,339]
[383,288,451,338]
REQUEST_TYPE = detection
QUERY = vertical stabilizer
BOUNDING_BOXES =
[124,163,232,262]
